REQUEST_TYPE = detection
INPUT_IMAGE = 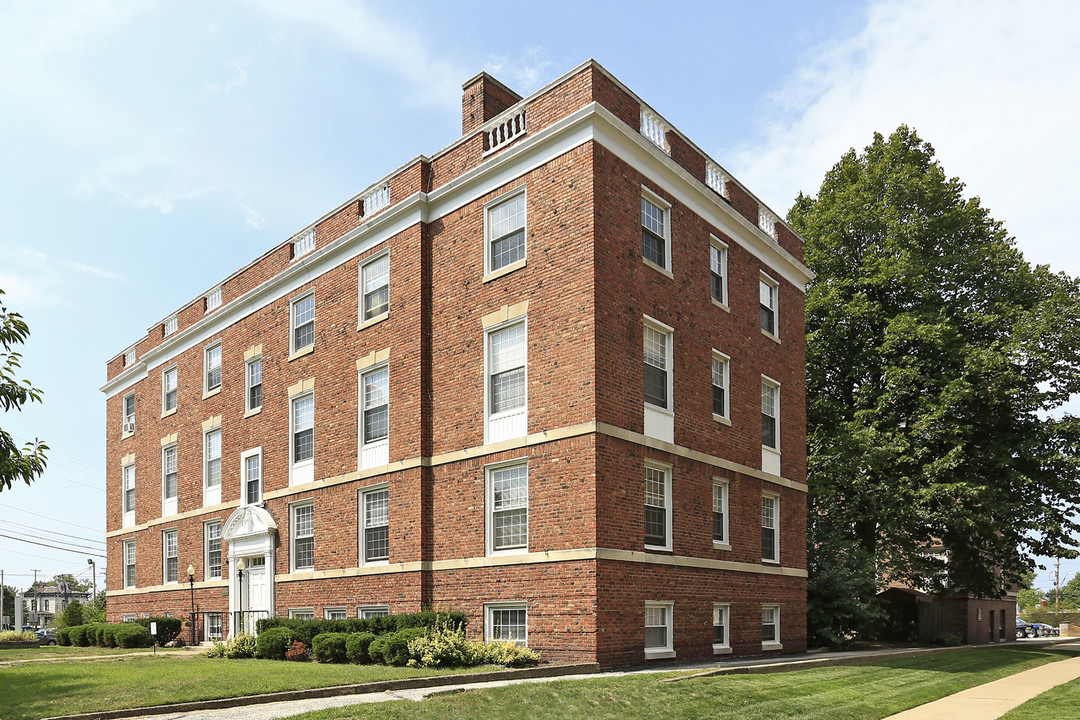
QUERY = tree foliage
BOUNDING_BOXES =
[0,288,47,492]
[84,590,106,624]
[58,599,84,628]
[789,126,1080,640]
[50,574,90,593]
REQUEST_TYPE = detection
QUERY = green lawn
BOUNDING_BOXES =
[0,644,187,661]
[999,677,1080,719]
[0,655,498,720]
[284,647,1076,720]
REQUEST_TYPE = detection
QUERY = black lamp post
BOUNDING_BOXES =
[187,564,196,646]
[236,558,246,635]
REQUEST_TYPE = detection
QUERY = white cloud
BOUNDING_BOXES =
[0,246,124,308]
[69,263,124,281]
[729,0,1080,276]
[206,62,250,93]
[485,46,556,95]
[71,155,215,214]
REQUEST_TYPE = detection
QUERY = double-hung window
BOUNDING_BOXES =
[123,540,136,588]
[641,191,670,272]
[246,357,262,413]
[204,342,222,394]
[710,238,728,306]
[204,427,222,505]
[643,317,674,443]
[122,393,135,435]
[360,486,389,564]
[122,463,136,528]
[360,365,389,469]
[205,521,222,579]
[359,605,389,619]
[644,602,674,658]
[713,604,731,652]
[760,274,778,338]
[291,293,315,355]
[486,190,526,275]
[762,377,781,474]
[291,502,314,571]
[242,448,262,505]
[762,493,780,563]
[360,254,389,323]
[291,392,314,485]
[644,462,672,551]
[325,607,348,621]
[712,480,729,546]
[762,605,781,647]
[711,351,729,421]
[163,529,178,584]
[162,444,178,516]
[162,366,178,414]
[485,603,528,646]
[487,462,528,554]
[206,613,223,641]
[486,320,527,443]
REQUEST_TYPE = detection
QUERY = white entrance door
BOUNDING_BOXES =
[242,557,269,635]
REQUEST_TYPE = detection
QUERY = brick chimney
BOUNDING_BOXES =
[461,72,522,136]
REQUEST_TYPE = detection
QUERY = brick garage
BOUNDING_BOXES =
[102,61,812,666]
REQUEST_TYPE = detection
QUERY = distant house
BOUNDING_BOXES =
[26,583,90,627]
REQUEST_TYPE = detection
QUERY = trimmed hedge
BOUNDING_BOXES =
[113,623,152,649]
[311,633,349,663]
[369,627,427,666]
[256,627,297,660]
[256,609,465,648]
[345,632,377,663]
[69,625,90,646]
[135,617,183,645]
[56,627,72,646]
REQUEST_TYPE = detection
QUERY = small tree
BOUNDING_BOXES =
[84,590,106,624]
[58,599,84,628]
[0,288,47,492]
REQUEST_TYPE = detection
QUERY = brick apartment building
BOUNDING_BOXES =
[101,60,812,666]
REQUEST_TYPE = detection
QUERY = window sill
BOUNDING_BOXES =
[358,312,389,332]
[710,297,730,313]
[645,544,673,553]
[121,430,134,440]
[161,408,178,419]
[488,547,529,558]
[359,559,390,568]
[712,413,731,426]
[642,258,674,279]
[713,645,732,655]
[762,557,780,565]
[483,258,526,283]
[202,387,221,400]
[713,541,731,551]
[243,407,262,419]
[760,328,781,344]
[645,649,676,660]
[289,345,314,362]
[762,642,784,651]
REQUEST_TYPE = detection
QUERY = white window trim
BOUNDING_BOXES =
[713,603,732,654]
[240,447,263,506]
[122,462,136,528]
[162,528,178,585]
[484,601,528,646]
[709,236,729,311]
[644,459,673,553]
[643,315,674,414]
[122,613,136,623]
[290,291,315,357]
[245,355,263,415]
[324,606,348,620]
[759,271,780,342]
[203,341,222,396]
[290,390,315,486]
[203,425,222,505]
[161,442,178,517]
[358,482,390,567]
[204,612,223,641]
[483,317,528,445]
[358,251,390,328]
[762,491,781,564]
[290,500,315,573]
[358,605,390,619]
[358,363,390,470]
[762,375,781,453]
[641,186,672,276]
[289,608,315,620]
[763,604,783,650]
[483,186,528,280]
[485,458,529,557]
[122,392,135,437]
[712,478,730,550]
[161,365,178,417]
[205,520,223,580]
[644,600,675,659]
[123,540,136,589]
[711,349,730,424]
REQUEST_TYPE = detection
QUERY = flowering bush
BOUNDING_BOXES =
[0,630,37,642]
[204,633,258,659]
[405,619,541,668]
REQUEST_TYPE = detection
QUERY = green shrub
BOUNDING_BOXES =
[102,624,118,647]
[405,624,474,668]
[256,627,297,660]
[373,627,427,666]
[931,633,963,647]
[134,617,183,645]
[0,630,37,642]
[345,632,377,663]
[55,627,71,646]
[312,632,349,663]
[86,623,105,646]
[113,623,152,649]
[204,641,227,658]
[69,625,90,646]
[476,640,541,667]
[255,609,466,647]
[225,633,257,659]
[59,599,84,628]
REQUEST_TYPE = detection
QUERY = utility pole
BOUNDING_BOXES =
[88,559,97,605]
[1,568,5,630]
[1056,558,1062,616]
[31,569,40,628]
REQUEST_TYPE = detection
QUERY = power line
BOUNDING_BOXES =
[0,518,105,545]
[0,545,95,565]
[0,504,102,533]
[7,432,105,471]
[0,526,105,553]
[40,471,105,492]
[44,458,106,479]
[0,533,106,558]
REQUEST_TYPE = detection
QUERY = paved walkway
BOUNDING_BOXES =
[883,641,1080,719]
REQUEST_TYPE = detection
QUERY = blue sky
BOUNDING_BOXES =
[1,0,1078,595]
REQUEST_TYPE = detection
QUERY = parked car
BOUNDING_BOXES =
[35,628,56,645]
[1017,619,1036,638]
[1030,622,1060,637]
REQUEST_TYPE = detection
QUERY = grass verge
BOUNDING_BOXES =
[284,647,1077,720]
[0,645,186,662]
[999,676,1080,719]
[0,655,497,720]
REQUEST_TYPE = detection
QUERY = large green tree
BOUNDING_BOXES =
[788,126,1080,643]
[0,288,47,491]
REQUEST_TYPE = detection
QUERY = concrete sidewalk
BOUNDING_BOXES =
[883,644,1080,719]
